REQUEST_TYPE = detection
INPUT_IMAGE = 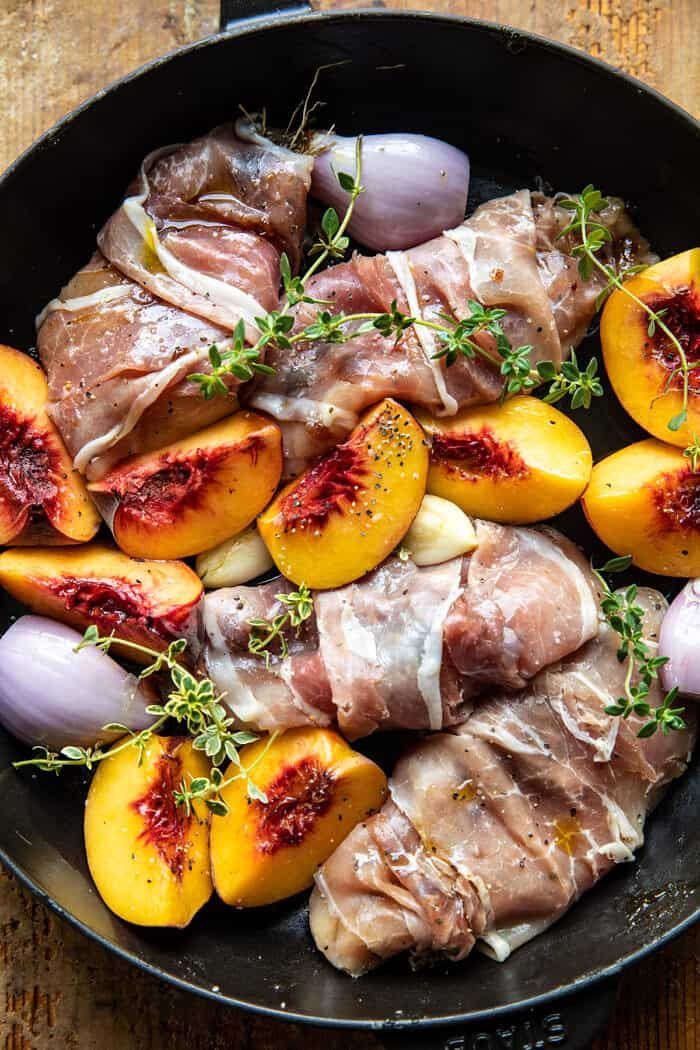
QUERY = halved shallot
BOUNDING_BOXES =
[311,132,469,251]
[0,616,154,750]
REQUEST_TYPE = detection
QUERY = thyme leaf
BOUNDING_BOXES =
[593,557,686,738]
[188,322,274,397]
[174,731,278,815]
[248,584,314,669]
[189,155,602,416]
[13,629,269,813]
[559,186,690,435]
[683,434,700,472]
[538,350,604,410]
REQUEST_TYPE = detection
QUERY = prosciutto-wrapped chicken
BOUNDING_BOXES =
[196,520,598,739]
[37,122,313,479]
[310,588,696,975]
[98,120,314,335]
[37,254,237,479]
[251,191,653,475]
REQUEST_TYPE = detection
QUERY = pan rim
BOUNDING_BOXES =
[1,828,698,1029]
[0,7,697,193]
[0,4,698,1030]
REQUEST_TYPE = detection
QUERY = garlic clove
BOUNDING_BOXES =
[402,495,477,567]
[196,526,274,589]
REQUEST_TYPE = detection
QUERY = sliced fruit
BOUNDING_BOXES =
[258,399,428,589]
[195,525,274,589]
[84,735,212,927]
[0,344,100,545]
[402,494,477,566]
[601,249,700,447]
[0,544,202,660]
[211,727,387,908]
[416,396,592,524]
[88,412,282,560]
[582,438,700,576]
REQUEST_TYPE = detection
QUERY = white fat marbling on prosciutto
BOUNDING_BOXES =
[479,916,556,962]
[442,224,477,270]
[196,523,600,739]
[548,669,619,763]
[199,590,266,726]
[36,283,131,328]
[316,556,464,737]
[534,528,599,647]
[198,583,333,731]
[121,188,265,341]
[98,124,312,333]
[417,562,465,729]
[385,249,458,415]
[251,392,359,432]
[71,345,205,473]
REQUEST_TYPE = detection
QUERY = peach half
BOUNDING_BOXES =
[84,736,212,927]
[601,248,700,447]
[0,544,202,660]
[0,344,100,545]
[416,396,592,524]
[89,412,282,560]
[258,399,428,589]
[582,438,700,576]
[210,728,387,908]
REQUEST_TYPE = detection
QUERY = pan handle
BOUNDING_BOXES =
[376,978,618,1050]
[220,0,312,31]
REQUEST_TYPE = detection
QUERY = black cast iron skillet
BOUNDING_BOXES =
[0,4,699,1047]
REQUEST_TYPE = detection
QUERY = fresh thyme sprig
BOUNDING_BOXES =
[174,731,278,815]
[13,627,269,814]
[188,145,604,415]
[248,584,314,669]
[188,137,365,396]
[188,321,276,401]
[683,434,700,472]
[559,185,693,432]
[593,556,686,738]
[537,351,604,409]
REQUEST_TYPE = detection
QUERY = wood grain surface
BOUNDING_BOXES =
[1,1,698,1048]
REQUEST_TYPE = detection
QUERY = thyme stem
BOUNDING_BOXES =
[562,186,691,432]
[593,557,686,738]
[13,627,268,812]
[11,713,170,771]
[303,135,364,283]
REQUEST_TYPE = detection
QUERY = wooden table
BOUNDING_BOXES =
[0,1,698,1047]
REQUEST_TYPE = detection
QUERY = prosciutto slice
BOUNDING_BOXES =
[37,254,238,479]
[37,123,313,479]
[310,588,696,976]
[199,577,335,733]
[250,190,652,475]
[196,521,598,738]
[98,120,313,336]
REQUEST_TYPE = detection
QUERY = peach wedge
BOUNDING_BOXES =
[84,736,212,927]
[89,412,282,560]
[211,728,387,908]
[416,396,592,524]
[582,438,700,576]
[258,399,428,589]
[0,544,202,659]
[601,248,700,447]
[0,344,100,545]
